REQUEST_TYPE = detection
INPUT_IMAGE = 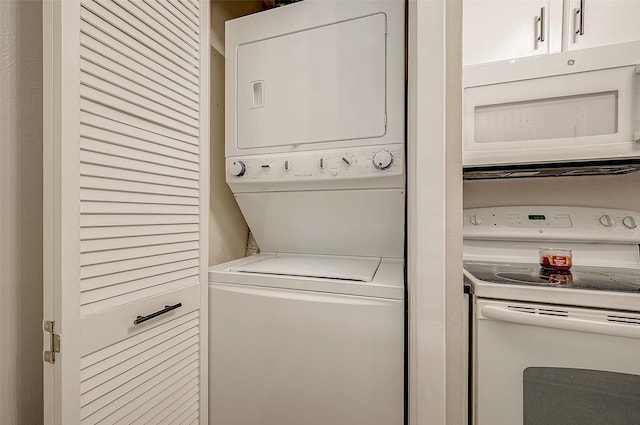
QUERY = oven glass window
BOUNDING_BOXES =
[523,367,640,425]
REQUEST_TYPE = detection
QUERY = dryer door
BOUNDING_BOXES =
[233,12,388,150]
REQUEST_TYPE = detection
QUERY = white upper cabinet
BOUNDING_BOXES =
[463,0,563,66]
[464,0,640,66]
[565,0,640,51]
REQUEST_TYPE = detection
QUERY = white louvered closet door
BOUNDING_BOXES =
[43,1,209,424]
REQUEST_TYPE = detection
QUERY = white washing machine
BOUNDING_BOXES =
[209,1,406,424]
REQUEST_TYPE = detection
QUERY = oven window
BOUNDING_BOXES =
[523,367,640,425]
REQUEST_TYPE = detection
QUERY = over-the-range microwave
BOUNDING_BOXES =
[463,41,640,175]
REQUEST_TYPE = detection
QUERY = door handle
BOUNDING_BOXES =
[536,7,545,44]
[481,305,640,340]
[134,303,182,325]
[573,0,585,41]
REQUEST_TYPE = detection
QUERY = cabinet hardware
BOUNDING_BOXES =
[537,7,545,43]
[574,0,585,39]
[134,303,182,325]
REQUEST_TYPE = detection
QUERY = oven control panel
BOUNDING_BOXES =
[464,206,640,243]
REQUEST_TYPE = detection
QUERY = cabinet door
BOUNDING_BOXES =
[463,0,563,66]
[566,0,640,51]
[43,0,209,423]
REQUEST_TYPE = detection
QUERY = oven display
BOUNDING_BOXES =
[528,214,546,220]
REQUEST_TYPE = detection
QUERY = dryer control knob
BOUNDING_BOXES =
[229,160,246,177]
[598,214,614,227]
[622,216,638,229]
[372,150,394,170]
[470,214,482,226]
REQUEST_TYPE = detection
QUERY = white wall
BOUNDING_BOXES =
[465,172,640,211]
[0,0,44,422]
[408,0,464,423]
[209,45,249,265]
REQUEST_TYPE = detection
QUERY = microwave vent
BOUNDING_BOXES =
[463,159,640,180]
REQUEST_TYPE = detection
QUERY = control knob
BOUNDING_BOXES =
[372,150,394,170]
[622,216,638,229]
[229,160,246,177]
[598,214,614,228]
[469,214,482,226]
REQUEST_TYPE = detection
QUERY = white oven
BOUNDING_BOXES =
[464,206,640,425]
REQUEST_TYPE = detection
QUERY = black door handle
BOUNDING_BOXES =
[134,303,182,325]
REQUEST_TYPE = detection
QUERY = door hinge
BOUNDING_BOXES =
[43,320,61,364]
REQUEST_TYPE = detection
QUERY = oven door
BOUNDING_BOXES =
[475,299,640,425]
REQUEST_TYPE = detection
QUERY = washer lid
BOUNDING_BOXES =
[230,254,381,282]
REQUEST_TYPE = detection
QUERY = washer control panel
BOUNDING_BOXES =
[464,206,640,243]
[227,144,403,186]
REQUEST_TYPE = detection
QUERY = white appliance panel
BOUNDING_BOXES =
[234,189,405,258]
[225,0,405,157]
[230,253,381,282]
[476,299,640,425]
[236,13,387,150]
[209,283,404,425]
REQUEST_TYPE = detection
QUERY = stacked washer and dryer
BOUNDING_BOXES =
[208,1,406,424]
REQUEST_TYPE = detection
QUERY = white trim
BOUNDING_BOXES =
[407,0,464,423]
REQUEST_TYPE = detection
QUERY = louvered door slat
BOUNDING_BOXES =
[80,312,199,369]
[157,400,199,425]
[80,240,199,265]
[80,250,199,279]
[81,353,199,422]
[79,11,198,92]
[81,177,199,198]
[80,138,198,172]
[80,112,198,155]
[80,164,198,190]
[80,124,198,164]
[142,0,199,44]
[82,0,199,75]
[80,189,199,207]
[80,86,198,136]
[80,33,198,103]
[81,332,199,394]
[81,232,198,252]
[162,0,199,30]
[81,224,199,240]
[110,0,198,59]
[128,0,199,50]
[132,383,199,425]
[80,214,199,227]
[80,150,199,180]
[80,59,199,122]
[80,259,199,292]
[80,101,198,145]
[182,409,201,425]
[176,0,199,22]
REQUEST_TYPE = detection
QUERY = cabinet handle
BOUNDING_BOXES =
[574,0,585,38]
[635,64,640,143]
[133,303,182,325]
[537,7,545,43]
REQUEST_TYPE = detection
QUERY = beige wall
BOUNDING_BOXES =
[464,172,640,211]
[0,0,44,422]
[209,45,249,265]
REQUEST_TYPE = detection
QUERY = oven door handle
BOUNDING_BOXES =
[481,305,640,340]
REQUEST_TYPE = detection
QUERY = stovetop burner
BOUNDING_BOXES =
[464,261,640,293]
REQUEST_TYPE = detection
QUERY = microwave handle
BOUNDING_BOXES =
[481,305,640,340]
[635,64,640,142]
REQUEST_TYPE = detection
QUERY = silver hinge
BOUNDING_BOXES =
[43,320,61,364]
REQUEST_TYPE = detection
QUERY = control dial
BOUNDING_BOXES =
[229,160,246,177]
[622,216,638,229]
[372,150,394,171]
[598,214,614,228]
[469,214,482,226]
